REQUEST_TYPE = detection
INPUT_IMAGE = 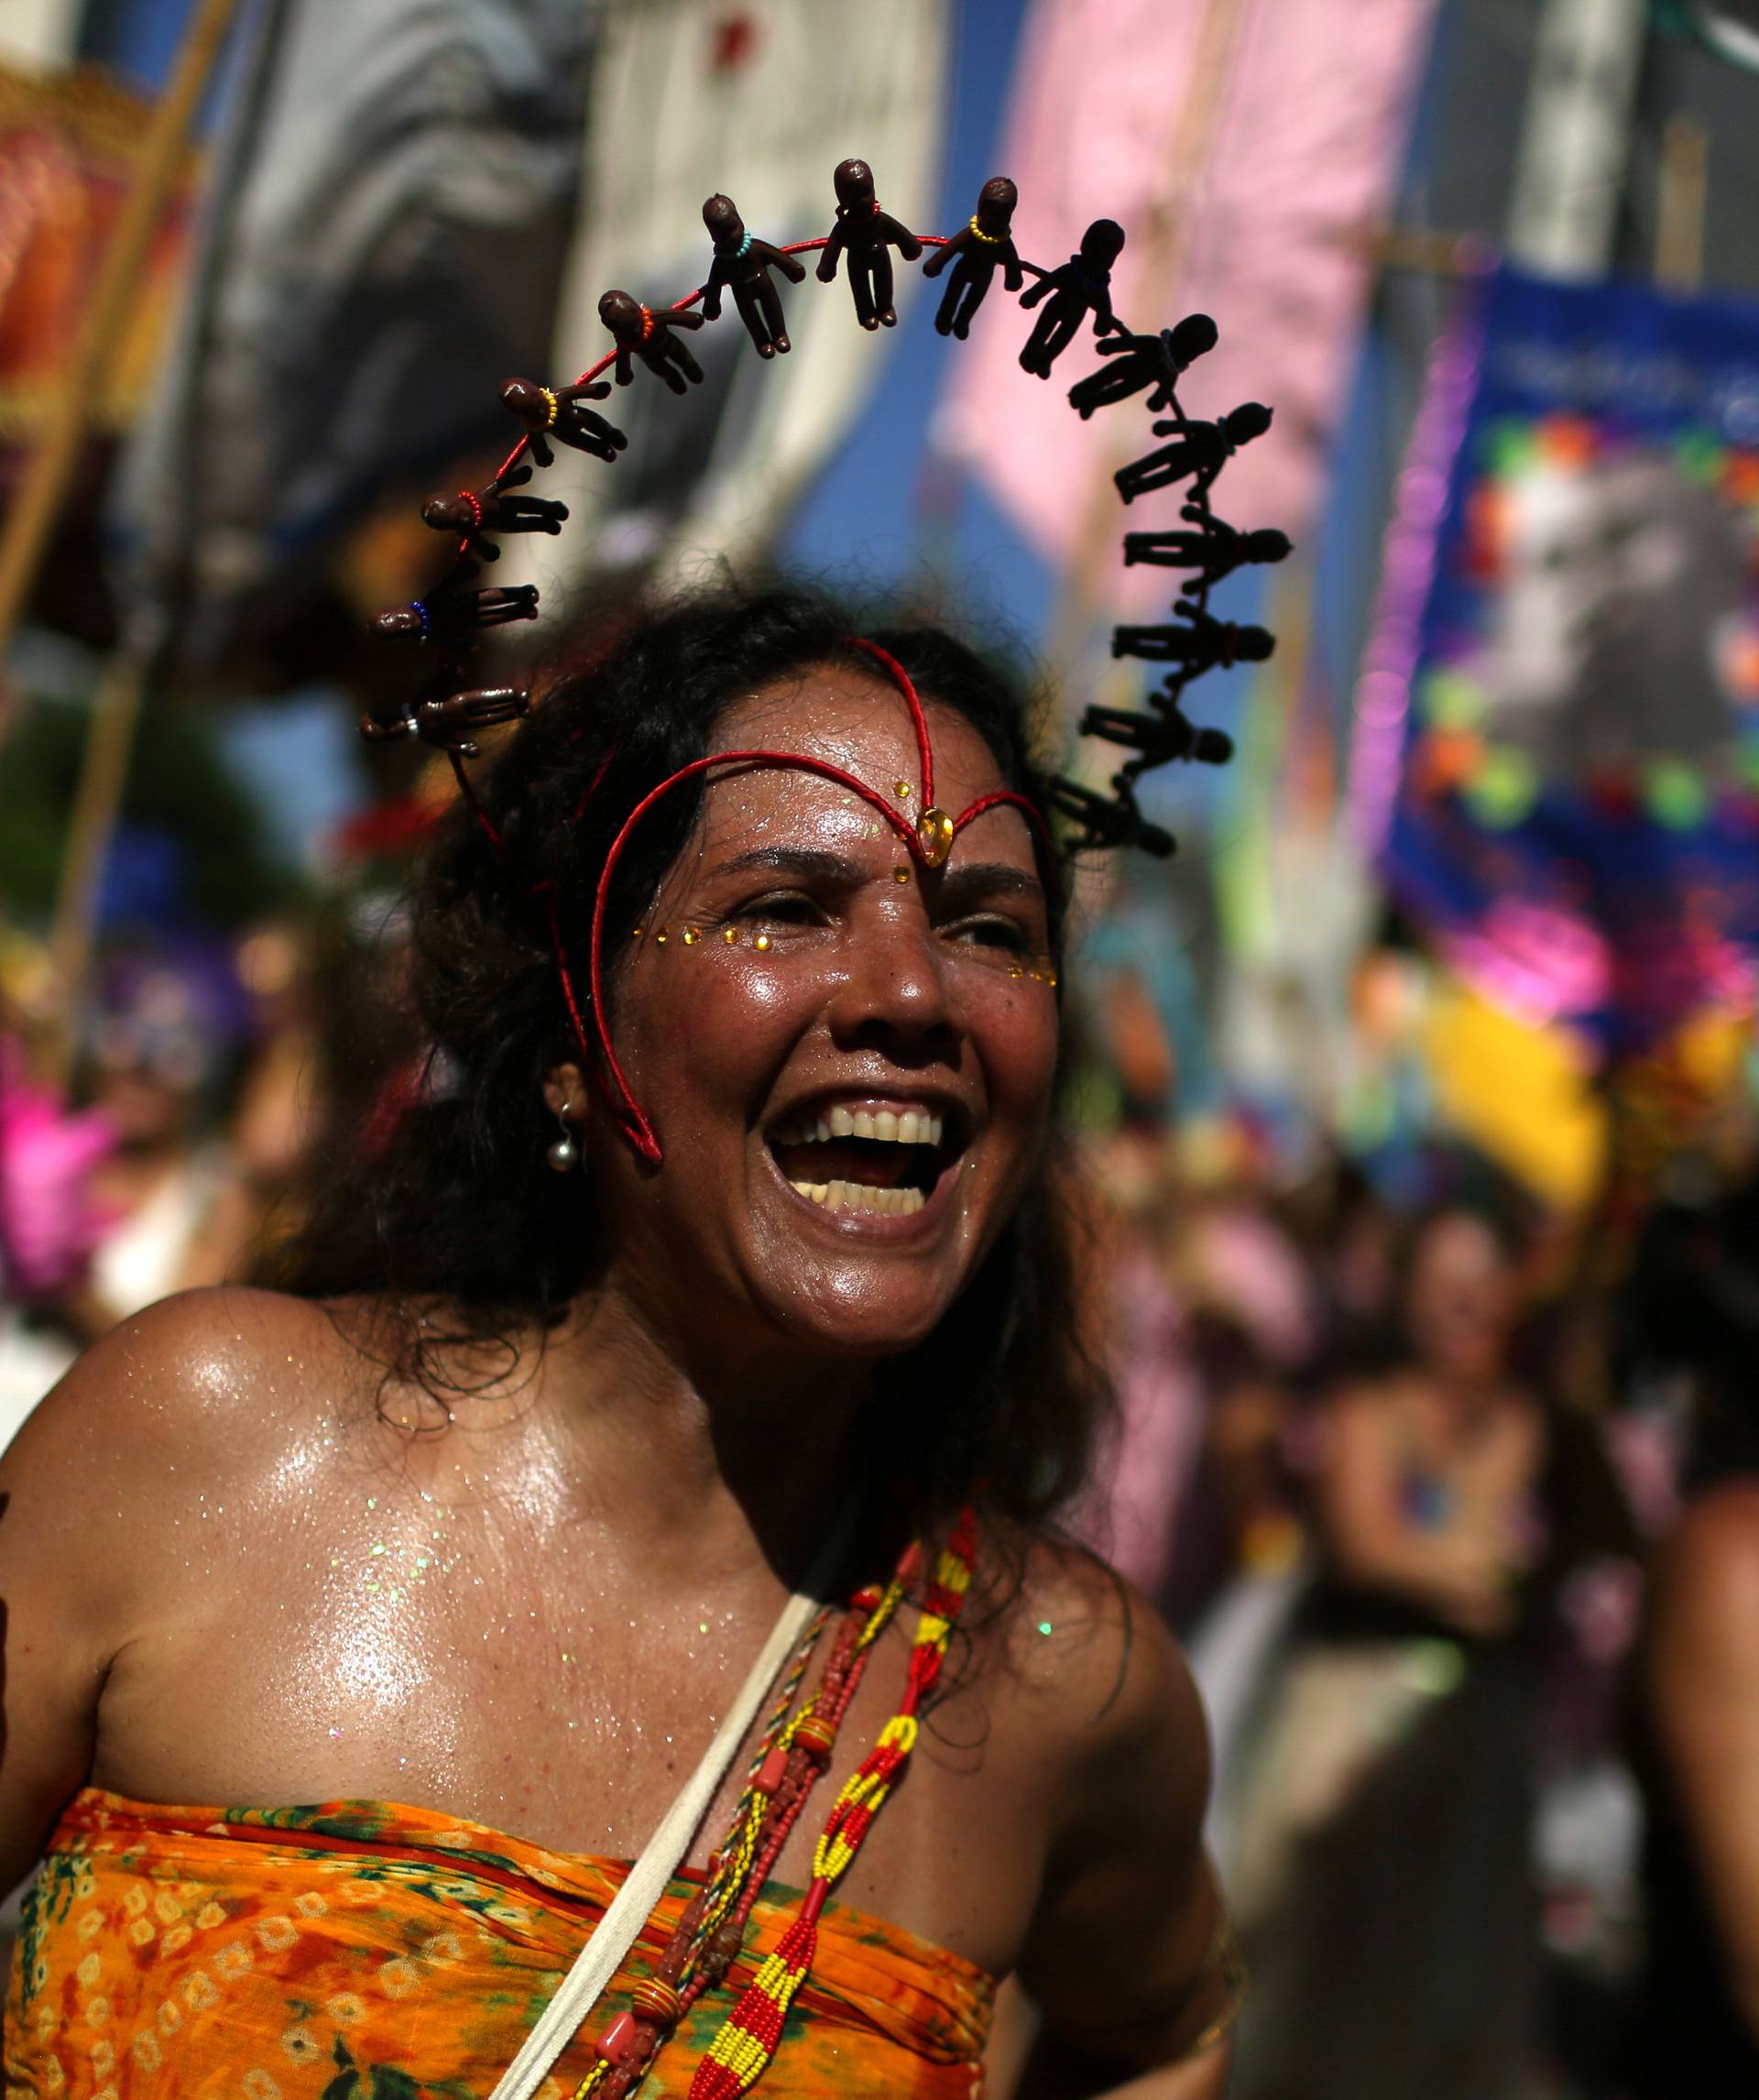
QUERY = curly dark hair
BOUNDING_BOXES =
[275,583,1113,1551]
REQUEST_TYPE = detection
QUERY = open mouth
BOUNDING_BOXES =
[765,1101,963,1218]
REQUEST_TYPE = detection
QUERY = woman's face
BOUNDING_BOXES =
[1404,1211,1517,1383]
[577,663,1059,1370]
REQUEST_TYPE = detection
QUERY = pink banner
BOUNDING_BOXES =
[937,0,1435,602]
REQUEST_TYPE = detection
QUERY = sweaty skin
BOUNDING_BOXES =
[0,668,1226,2095]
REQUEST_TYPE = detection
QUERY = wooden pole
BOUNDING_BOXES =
[44,635,156,1082]
[0,0,239,661]
[8,0,244,1078]
[1656,114,1709,294]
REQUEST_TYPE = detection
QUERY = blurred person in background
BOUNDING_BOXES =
[0,943,259,1449]
[1224,1185,1633,2100]
[1624,1162,1759,2094]
[57,942,256,1341]
[0,1037,112,1449]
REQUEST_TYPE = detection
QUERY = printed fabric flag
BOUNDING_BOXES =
[0,62,197,444]
[109,0,595,673]
[936,0,1435,606]
[1355,267,1759,1055]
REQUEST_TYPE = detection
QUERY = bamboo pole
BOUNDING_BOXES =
[12,0,243,1081]
[0,0,239,660]
[44,632,158,1082]
[1656,114,1709,293]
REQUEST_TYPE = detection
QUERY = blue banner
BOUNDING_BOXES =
[1367,267,1759,1055]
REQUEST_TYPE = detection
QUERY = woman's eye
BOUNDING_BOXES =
[738,891,826,927]
[948,916,1031,954]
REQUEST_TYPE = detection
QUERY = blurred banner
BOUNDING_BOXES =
[525,0,948,592]
[0,3,80,72]
[936,0,1434,609]
[109,0,595,672]
[0,62,197,450]
[1358,267,1759,1056]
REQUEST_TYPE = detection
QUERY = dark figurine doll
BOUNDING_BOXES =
[700,194,806,358]
[597,289,707,394]
[815,158,923,330]
[369,564,540,645]
[1114,400,1273,504]
[1082,700,1234,769]
[359,167,1282,894]
[1110,607,1275,673]
[359,680,530,758]
[921,176,1022,339]
[1122,508,1293,586]
[1067,313,1218,420]
[1046,776,1174,858]
[421,465,568,562]
[500,377,628,467]
[1018,218,1125,378]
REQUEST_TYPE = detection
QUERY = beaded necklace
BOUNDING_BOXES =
[569,1509,978,2100]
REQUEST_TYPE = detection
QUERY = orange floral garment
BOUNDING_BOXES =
[5,1791,992,2100]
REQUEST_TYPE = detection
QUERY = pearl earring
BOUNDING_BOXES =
[546,1108,581,1173]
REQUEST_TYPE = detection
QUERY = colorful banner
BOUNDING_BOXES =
[110,0,594,666]
[0,62,196,446]
[1359,267,1759,1055]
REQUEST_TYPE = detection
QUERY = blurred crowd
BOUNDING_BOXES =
[0,848,421,1431]
[3,885,1758,2098]
[1068,1091,1759,2096]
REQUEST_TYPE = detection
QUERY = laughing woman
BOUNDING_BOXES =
[0,589,1236,2100]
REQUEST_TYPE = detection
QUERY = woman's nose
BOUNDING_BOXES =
[825,909,961,1055]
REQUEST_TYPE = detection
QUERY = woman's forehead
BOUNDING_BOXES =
[716,664,1008,799]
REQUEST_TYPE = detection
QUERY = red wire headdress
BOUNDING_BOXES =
[361,159,1288,1165]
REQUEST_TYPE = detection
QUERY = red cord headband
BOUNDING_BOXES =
[558,640,1044,1165]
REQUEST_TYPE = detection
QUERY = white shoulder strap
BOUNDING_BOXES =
[486,1580,827,2100]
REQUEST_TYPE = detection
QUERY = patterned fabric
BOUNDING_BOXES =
[4,1791,992,2100]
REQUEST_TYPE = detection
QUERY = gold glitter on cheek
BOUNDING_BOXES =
[893,867,911,884]
[753,933,770,952]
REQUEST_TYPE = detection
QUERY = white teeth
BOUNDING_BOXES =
[773,1107,946,1148]
[789,1178,925,1216]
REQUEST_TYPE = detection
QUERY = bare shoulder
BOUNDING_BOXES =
[1654,1481,1759,1664]
[977,1535,1208,1829]
[1,1286,371,1540]
[964,1537,1217,2024]
[1667,1479,1759,1573]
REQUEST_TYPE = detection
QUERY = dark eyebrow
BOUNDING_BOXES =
[933,861,1045,910]
[705,846,865,885]
[706,846,1043,908]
